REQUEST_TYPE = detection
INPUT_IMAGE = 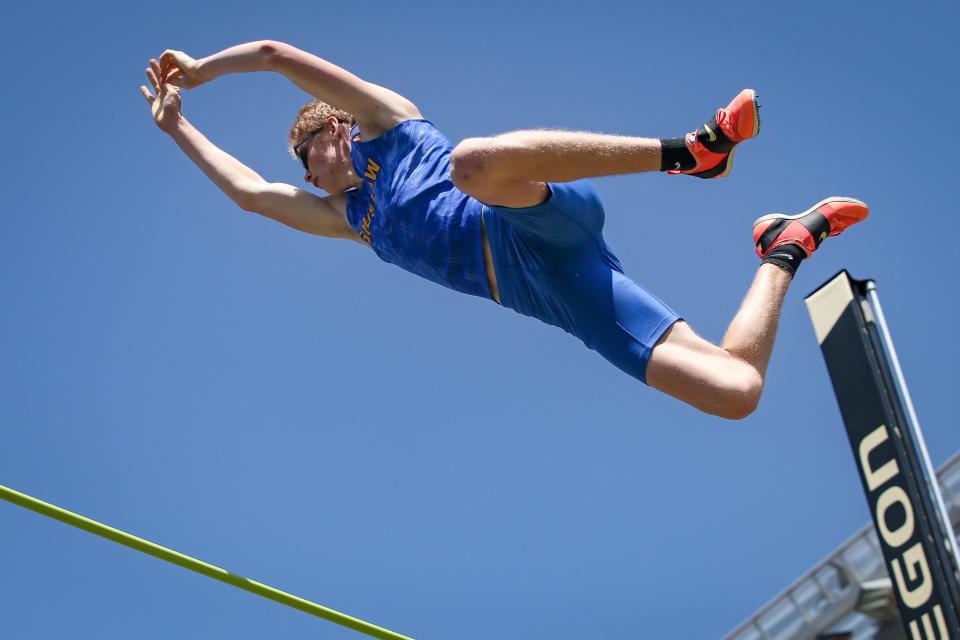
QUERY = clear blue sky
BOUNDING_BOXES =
[2,1,958,638]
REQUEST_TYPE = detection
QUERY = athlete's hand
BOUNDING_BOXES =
[140,58,182,133]
[159,49,209,89]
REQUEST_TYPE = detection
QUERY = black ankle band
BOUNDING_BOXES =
[761,243,807,277]
[659,138,695,172]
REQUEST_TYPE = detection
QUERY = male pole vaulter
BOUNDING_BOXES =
[139,41,868,420]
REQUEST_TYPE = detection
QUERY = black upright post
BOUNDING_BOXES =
[805,270,960,639]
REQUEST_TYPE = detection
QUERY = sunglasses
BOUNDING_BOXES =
[293,129,322,171]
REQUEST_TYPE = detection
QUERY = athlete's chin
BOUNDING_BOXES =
[321,178,357,195]
[312,179,338,194]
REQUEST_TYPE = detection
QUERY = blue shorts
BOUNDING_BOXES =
[482,180,679,384]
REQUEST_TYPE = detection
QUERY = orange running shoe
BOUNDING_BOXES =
[669,89,761,179]
[753,197,870,259]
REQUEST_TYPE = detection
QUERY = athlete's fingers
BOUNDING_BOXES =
[160,53,181,79]
[146,69,160,94]
[150,58,164,85]
[146,67,160,93]
[158,57,172,82]
[139,85,154,105]
[165,66,184,86]
[159,50,177,70]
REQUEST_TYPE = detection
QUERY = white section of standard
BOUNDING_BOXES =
[865,283,960,584]
[803,272,855,345]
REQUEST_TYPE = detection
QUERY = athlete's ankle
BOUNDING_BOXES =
[760,242,806,277]
[659,138,694,172]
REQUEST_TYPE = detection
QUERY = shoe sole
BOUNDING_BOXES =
[752,196,868,228]
[718,90,760,178]
[719,147,737,178]
[747,89,760,139]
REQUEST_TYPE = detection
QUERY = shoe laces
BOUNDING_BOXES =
[716,108,734,137]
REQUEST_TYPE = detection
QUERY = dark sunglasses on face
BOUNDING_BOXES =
[294,129,321,171]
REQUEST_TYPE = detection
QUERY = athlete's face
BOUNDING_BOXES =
[299,118,357,194]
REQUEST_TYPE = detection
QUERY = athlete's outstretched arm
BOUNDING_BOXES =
[159,41,421,137]
[140,59,357,240]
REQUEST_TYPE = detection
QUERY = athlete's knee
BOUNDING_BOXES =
[712,366,763,420]
[450,137,506,191]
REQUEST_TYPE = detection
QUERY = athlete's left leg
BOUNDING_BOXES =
[645,197,869,419]
[645,265,790,419]
[451,89,759,208]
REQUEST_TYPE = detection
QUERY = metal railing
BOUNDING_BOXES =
[725,451,960,640]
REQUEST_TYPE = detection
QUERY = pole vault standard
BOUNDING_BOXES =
[805,270,960,638]
[0,484,413,640]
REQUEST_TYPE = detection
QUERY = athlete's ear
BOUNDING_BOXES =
[326,115,341,137]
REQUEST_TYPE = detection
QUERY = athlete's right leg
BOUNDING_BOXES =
[452,130,662,206]
[450,89,760,207]
[645,197,870,420]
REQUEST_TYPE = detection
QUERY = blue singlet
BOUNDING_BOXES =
[345,120,679,384]
[345,120,491,299]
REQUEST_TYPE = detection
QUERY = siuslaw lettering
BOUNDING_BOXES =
[359,158,381,245]
[859,424,951,639]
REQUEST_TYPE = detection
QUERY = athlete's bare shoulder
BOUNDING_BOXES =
[352,84,422,139]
